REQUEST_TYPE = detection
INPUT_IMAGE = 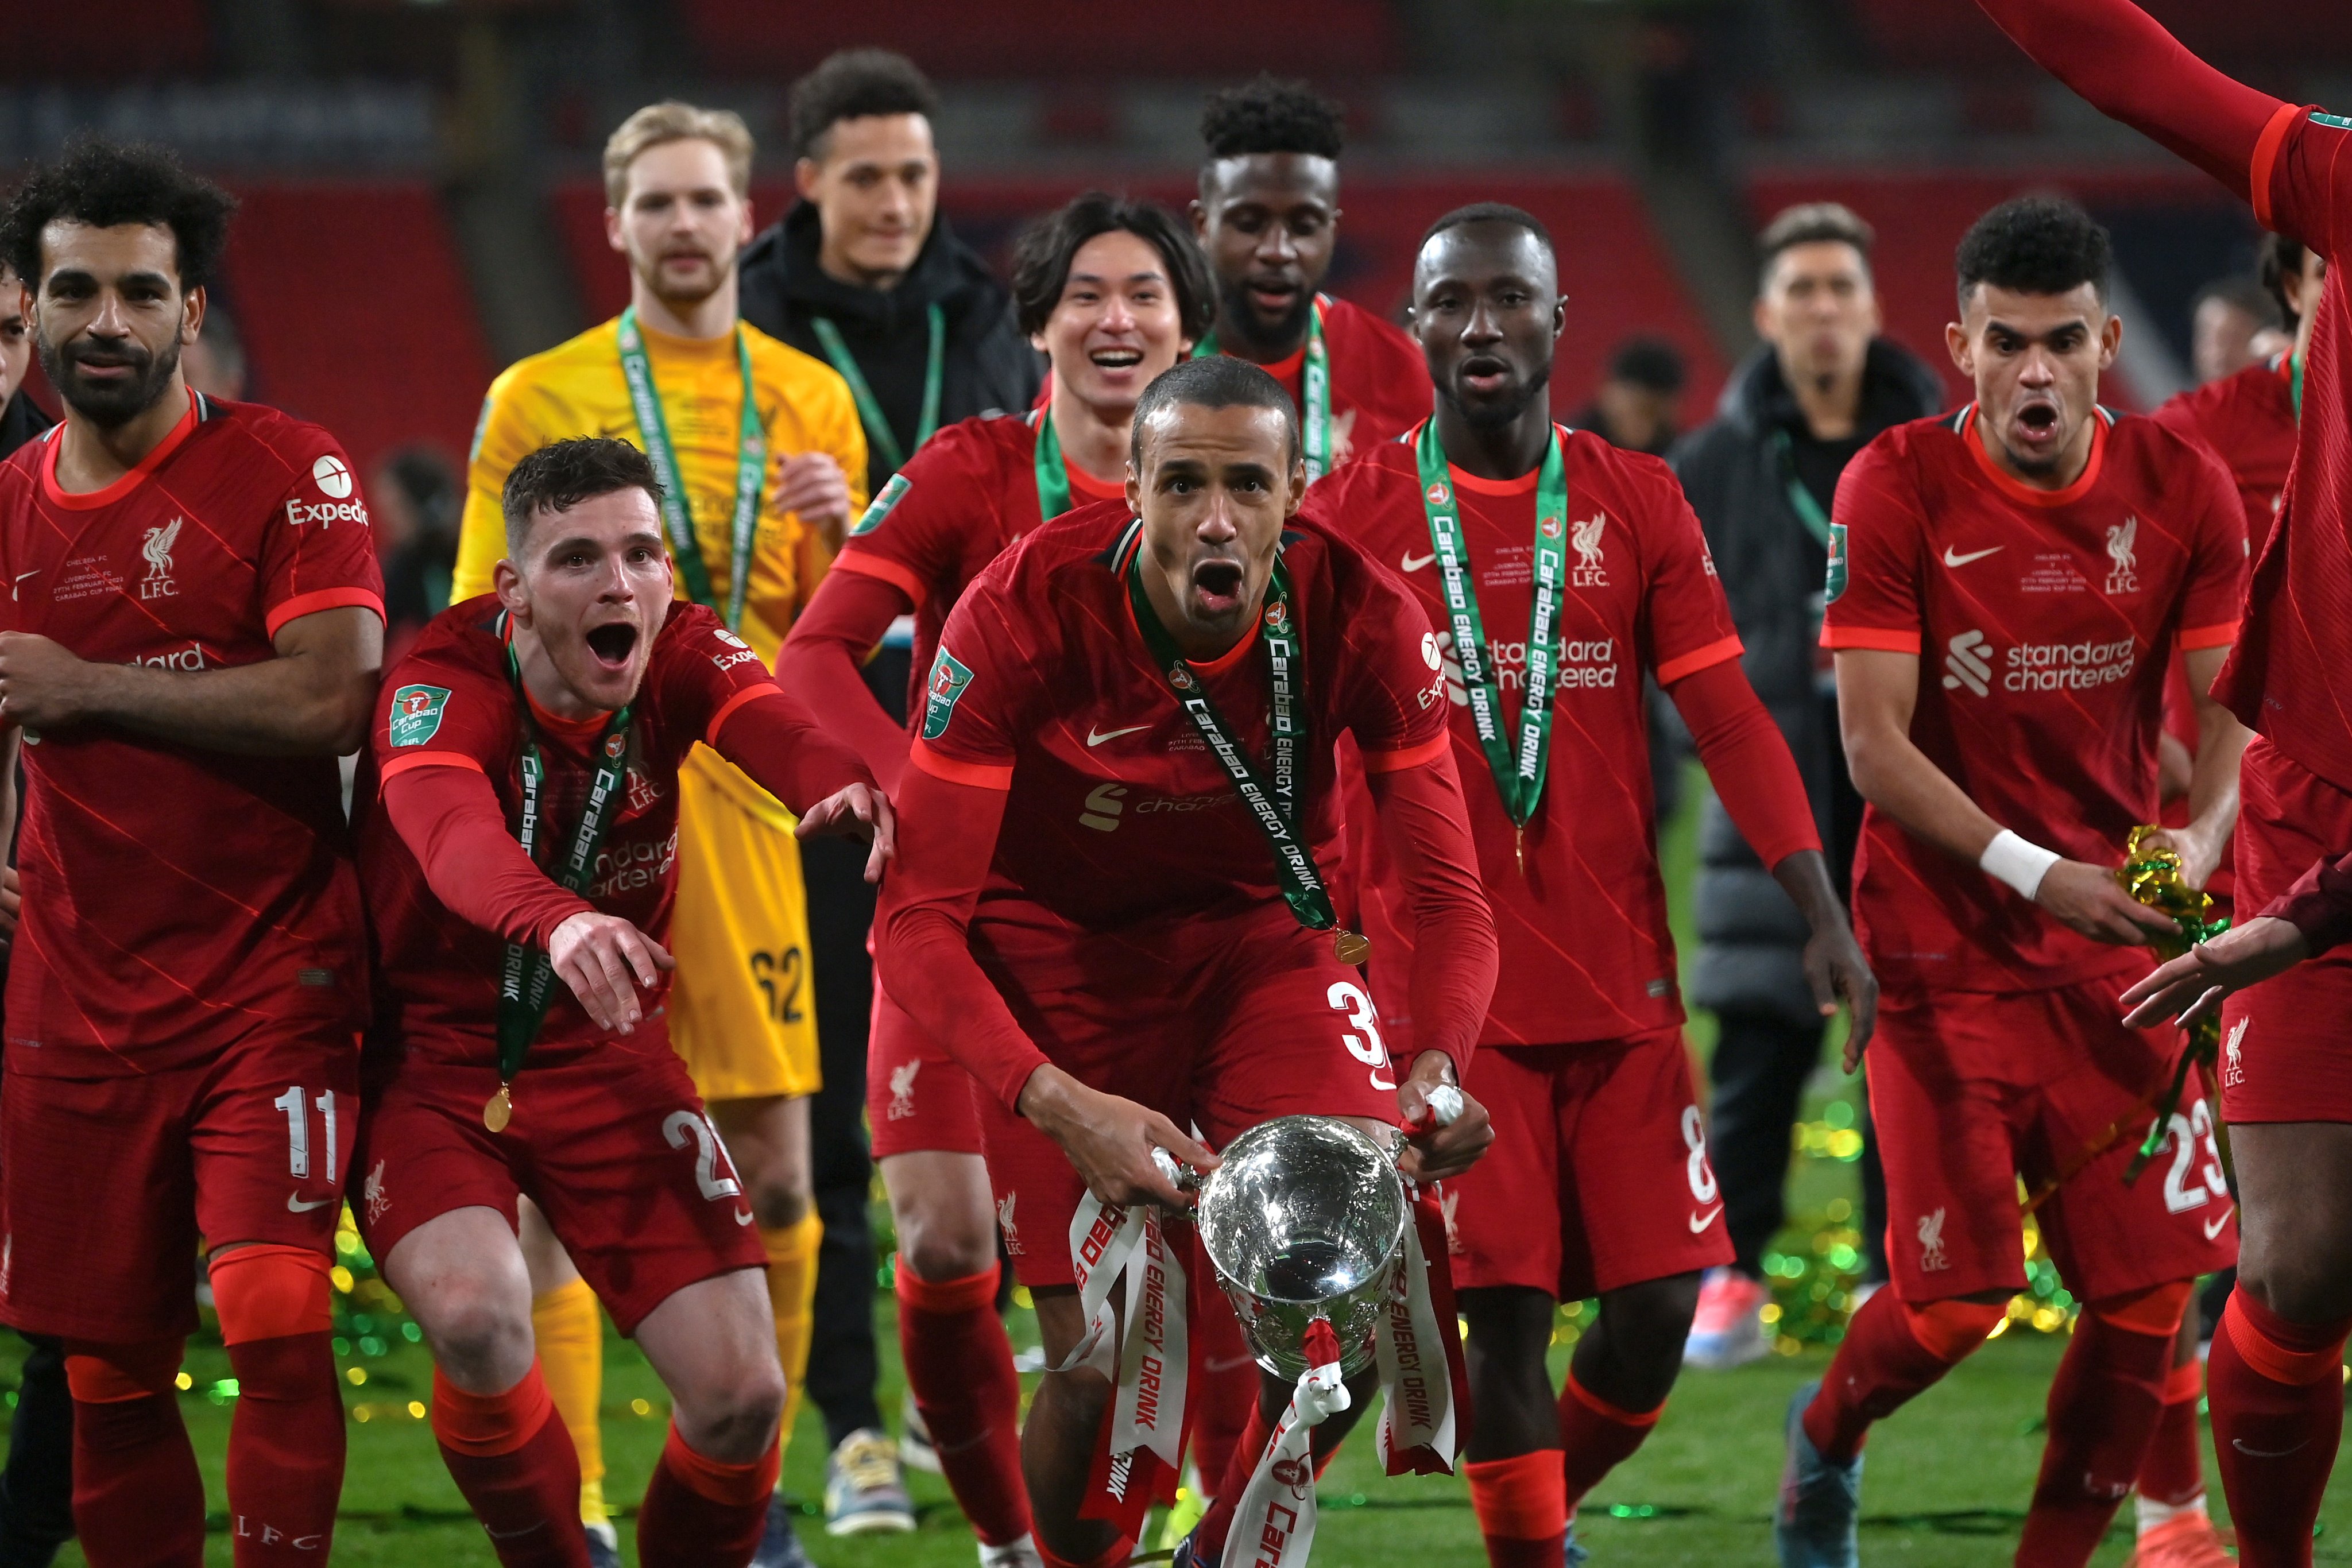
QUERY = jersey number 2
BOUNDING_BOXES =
[663,1110,744,1202]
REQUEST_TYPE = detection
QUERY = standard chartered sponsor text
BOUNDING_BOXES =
[2002,636,2136,691]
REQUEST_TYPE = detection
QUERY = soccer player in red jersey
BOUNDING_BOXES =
[0,142,386,1566]
[1968,5,2352,1560]
[1190,76,1426,478]
[777,191,1211,1566]
[871,355,1499,1568]
[350,437,888,1567]
[1781,197,2248,1568]
[1309,203,1874,1568]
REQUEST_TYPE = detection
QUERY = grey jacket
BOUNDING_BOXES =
[1668,340,1945,1024]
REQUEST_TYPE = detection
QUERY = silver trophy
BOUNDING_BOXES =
[1192,1116,1410,1381]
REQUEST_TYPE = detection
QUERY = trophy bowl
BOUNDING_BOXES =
[1194,1115,1409,1380]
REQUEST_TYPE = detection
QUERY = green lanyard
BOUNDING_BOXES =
[1119,521,1365,963]
[811,304,943,475]
[1414,420,1567,873]
[1033,407,1073,521]
[615,307,764,632]
[1770,429,1834,548]
[2292,350,2307,421]
[1196,298,1332,482]
[486,624,635,1132]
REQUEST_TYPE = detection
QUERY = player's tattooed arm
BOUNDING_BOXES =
[0,605,382,756]
[2138,644,2250,891]
[1835,647,2175,945]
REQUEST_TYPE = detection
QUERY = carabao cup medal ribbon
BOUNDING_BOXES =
[2114,824,2233,1183]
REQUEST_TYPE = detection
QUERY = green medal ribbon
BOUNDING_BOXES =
[2292,349,2307,422]
[1119,521,1363,959]
[1414,420,1568,869]
[1195,298,1332,482]
[1770,429,1835,548]
[615,307,764,632]
[489,624,635,1126]
[1033,408,1073,521]
[811,304,943,475]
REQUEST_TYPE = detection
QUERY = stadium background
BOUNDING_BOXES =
[2,0,2346,1561]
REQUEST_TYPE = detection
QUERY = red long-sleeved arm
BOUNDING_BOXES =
[384,764,591,948]
[2263,854,2352,957]
[872,763,1048,1112]
[1668,658,1823,870]
[775,568,916,795]
[707,686,879,813]
[1365,748,1498,1080]
[1972,0,2281,200]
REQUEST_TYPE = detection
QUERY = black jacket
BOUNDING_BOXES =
[1668,339,1945,1024]
[0,389,53,460]
[737,203,1041,496]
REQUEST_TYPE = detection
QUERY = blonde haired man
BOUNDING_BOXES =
[452,99,864,1568]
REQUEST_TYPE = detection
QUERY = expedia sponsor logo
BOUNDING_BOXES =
[284,495,370,529]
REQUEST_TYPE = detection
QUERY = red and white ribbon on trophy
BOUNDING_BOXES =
[1064,1166,1190,1540]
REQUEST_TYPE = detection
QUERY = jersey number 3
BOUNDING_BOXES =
[1328,981,1398,1092]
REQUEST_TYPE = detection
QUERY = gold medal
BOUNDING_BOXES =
[1514,824,1526,877]
[1333,928,1371,966]
[483,1084,512,1133]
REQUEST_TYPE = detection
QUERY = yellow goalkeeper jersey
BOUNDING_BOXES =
[454,313,866,671]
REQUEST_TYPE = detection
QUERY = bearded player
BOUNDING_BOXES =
[1968,5,2352,1561]
[1190,75,1424,479]
[1778,198,2248,1568]
[0,141,386,1564]
[777,190,1210,1568]
[351,436,888,1567]
[450,102,864,1565]
[871,355,1498,1568]
[1306,203,1874,1568]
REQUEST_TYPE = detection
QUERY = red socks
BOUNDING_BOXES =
[431,1363,591,1567]
[64,1338,206,1567]
[212,1244,345,1563]
[1463,1450,1567,1567]
[1559,1369,1662,1511]
[896,1263,1032,1546]
[636,1422,781,1568]
[1802,1291,2004,1463]
[2207,1291,2350,1568]
[2017,1281,2188,1567]
[2136,1357,2208,1509]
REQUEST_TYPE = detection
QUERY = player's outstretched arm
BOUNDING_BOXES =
[2121,918,2308,1029]
[0,605,381,756]
[2141,644,2252,889]
[1363,750,1498,1184]
[1972,0,2283,200]
[775,568,920,795]
[1836,647,2176,945]
[705,683,894,881]
[873,762,1216,1207]
[1669,658,1878,1063]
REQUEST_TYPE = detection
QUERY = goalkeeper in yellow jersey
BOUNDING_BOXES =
[450,100,865,1568]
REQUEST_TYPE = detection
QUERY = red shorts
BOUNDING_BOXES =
[351,1039,765,1335]
[1446,1027,1731,1299]
[2221,736,2352,1124]
[980,922,1402,1288]
[0,1025,358,1342]
[868,974,985,1160]
[1870,976,2236,1305]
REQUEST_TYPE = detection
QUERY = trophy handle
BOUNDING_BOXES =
[1391,1082,1465,1162]
[1150,1145,1203,1198]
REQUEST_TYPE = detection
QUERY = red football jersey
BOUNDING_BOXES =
[829,411,1124,727]
[358,597,792,1068]
[1824,407,2247,997]
[0,392,384,1074]
[1229,296,1429,470]
[1310,424,1742,1046]
[2218,106,2352,789]
[910,500,1449,990]
[2153,353,2296,555]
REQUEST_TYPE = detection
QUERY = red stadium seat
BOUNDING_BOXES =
[551,175,1726,424]
[218,182,493,477]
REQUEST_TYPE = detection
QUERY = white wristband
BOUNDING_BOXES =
[1980,828,2061,901]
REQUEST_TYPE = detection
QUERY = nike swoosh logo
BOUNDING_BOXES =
[1400,551,1436,573]
[286,1194,334,1213]
[734,1209,756,1226]
[2204,1211,2232,1240]
[486,1522,548,1540]
[1086,725,1149,748]
[1689,1205,1723,1233]
[1943,545,2004,567]
[2233,1437,2310,1458]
